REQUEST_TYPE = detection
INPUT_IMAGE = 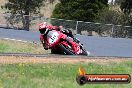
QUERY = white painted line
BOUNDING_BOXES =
[0,37,41,45]
[0,37,28,43]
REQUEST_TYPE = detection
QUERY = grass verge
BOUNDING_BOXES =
[0,39,50,54]
[0,61,131,88]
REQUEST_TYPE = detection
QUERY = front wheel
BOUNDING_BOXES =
[59,44,75,55]
[80,48,90,56]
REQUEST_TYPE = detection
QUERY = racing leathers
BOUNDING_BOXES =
[39,25,80,54]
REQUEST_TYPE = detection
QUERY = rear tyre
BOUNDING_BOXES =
[51,49,61,54]
[59,44,75,55]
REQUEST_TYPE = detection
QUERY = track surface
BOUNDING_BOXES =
[0,53,132,64]
[0,53,132,59]
[0,28,132,57]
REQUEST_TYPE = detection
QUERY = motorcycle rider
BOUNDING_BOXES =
[39,22,80,54]
[54,25,80,43]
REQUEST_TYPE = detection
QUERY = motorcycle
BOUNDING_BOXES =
[72,37,90,56]
[45,29,89,56]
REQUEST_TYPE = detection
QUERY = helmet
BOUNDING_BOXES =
[39,22,47,34]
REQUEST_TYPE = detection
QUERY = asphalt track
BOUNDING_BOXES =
[0,28,132,57]
[0,53,131,59]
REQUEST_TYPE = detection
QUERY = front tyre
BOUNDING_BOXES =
[80,48,90,56]
[59,44,75,55]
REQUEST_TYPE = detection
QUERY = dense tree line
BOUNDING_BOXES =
[52,0,108,22]
[2,0,132,31]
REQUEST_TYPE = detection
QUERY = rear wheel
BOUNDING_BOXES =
[59,44,75,55]
[51,49,62,54]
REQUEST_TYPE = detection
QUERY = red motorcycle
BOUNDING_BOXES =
[45,30,89,55]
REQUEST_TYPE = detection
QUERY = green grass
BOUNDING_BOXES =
[0,62,131,88]
[0,39,50,54]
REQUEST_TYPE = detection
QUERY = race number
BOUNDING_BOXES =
[48,32,59,44]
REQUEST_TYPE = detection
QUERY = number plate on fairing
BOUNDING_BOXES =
[47,31,59,44]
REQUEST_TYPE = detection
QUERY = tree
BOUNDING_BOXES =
[2,0,54,31]
[51,0,108,22]
[121,0,132,14]
[115,0,123,5]
[97,8,131,37]
[120,0,132,25]
[98,9,128,25]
